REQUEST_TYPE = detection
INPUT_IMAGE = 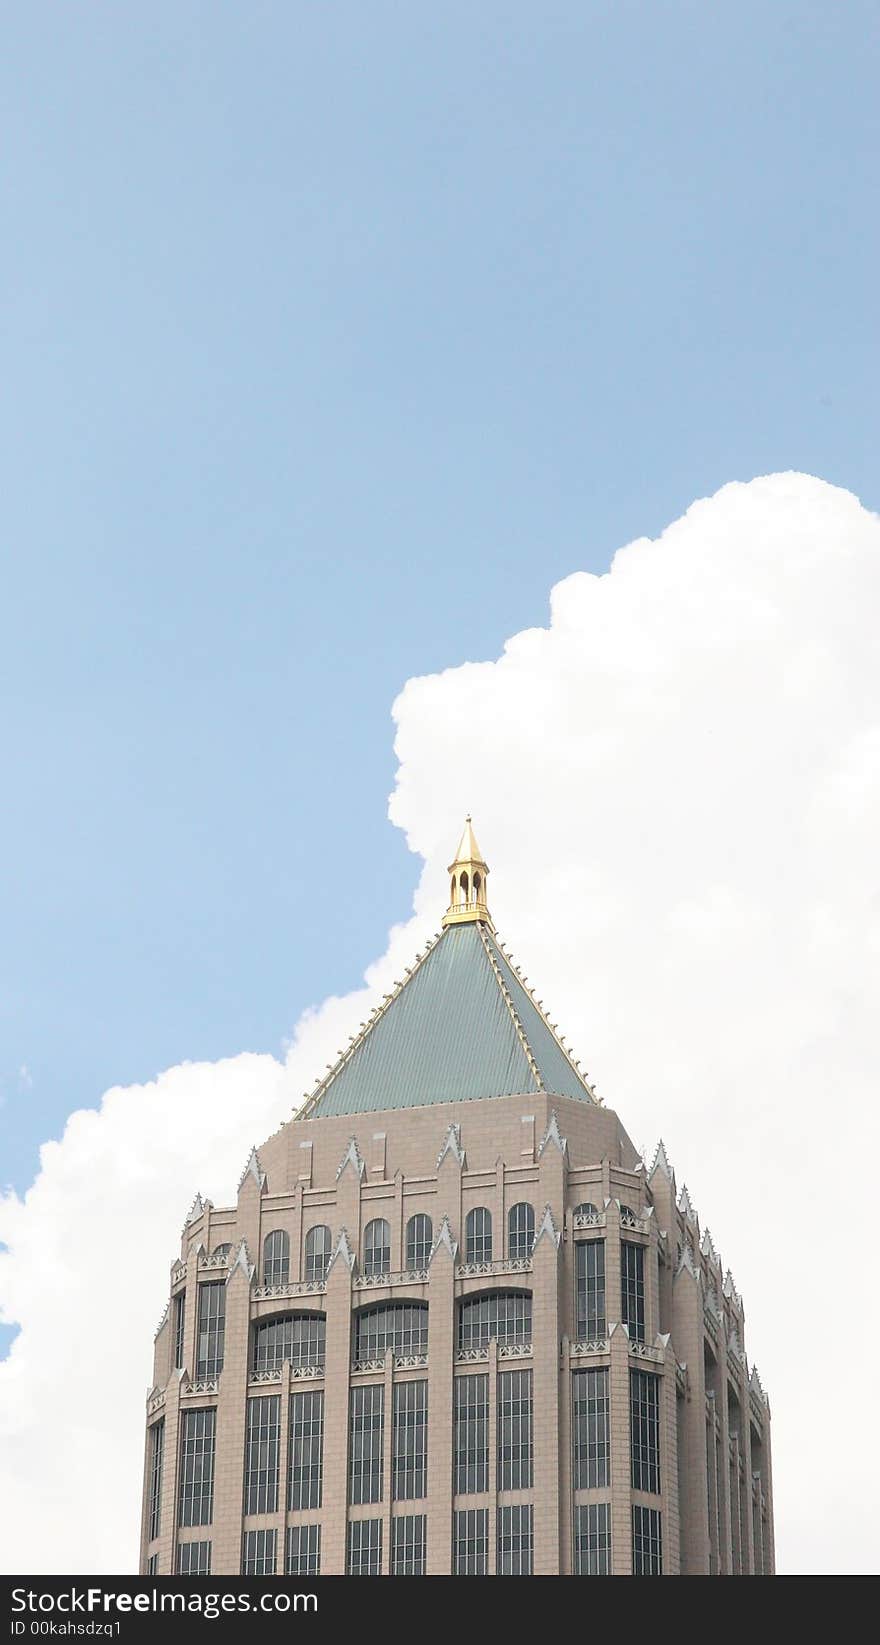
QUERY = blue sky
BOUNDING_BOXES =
[1,0,877,1232]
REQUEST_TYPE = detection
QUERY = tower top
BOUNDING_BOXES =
[442,815,494,932]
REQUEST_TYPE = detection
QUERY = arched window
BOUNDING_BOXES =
[405,1213,433,1270]
[353,1302,428,1362]
[362,1218,391,1277]
[252,1312,326,1373]
[507,1203,535,1261]
[263,1229,290,1287]
[458,1290,532,1352]
[465,1207,492,1264]
[573,1202,599,1217]
[459,870,469,904]
[210,1243,231,1260]
[304,1225,331,1283]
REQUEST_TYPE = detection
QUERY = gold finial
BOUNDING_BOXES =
[441,815,494,932]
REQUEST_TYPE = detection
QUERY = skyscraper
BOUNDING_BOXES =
[141,820,774,1575]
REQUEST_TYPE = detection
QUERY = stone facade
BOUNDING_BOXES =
[140,1090,775,1575]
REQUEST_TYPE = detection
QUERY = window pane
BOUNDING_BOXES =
[454,1375,489,1495]
[465,1208,492,1264]
[347,1518,382,1575]
[621,1242,645,1343]
[288,1390,324,1511]
[572,1368,609,1490]
[453,1508,488,1575]
[178,1408,216,1528]
[287,1523,321,1576]
[393,1380,427,1500]
[195,1283,225,1379]
[632,1505,662,1575]
[507,1203,535,1261]
[575,1241,606,1340]
[244,1395,280,1515]
[574,1503,611,1575]
[147,1419,164,1542]
[391,1513,426,1576]
[362,1218,391,1277]
[405,1214,432,1270]
[349,1385,384,1505]
[630,1369,660,1494]
[252,1313,326,1373]
[176,1540,211,1575]
[353,1303,428,1363]
[173,1294,186,1371]
[263,1230,290,1287]
[242,1528,276,1576]
[304,1225,331,1283]
[498,1370,532,1491]
[458,1291,531,1351]
[497,1505,533,1575]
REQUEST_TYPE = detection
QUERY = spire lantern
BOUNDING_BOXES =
[442,815,494,932]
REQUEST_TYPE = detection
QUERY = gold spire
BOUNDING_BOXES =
[442,815,494,932]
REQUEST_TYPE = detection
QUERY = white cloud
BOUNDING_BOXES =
[1,472,878,1575]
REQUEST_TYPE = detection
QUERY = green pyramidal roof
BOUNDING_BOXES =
[301,921,597,1119]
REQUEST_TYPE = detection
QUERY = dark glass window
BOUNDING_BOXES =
[173,1293,186,1371]
[453,1508,488,1575]
[288,1390,323,1511]
[498,1370,533,1490]
[178,1408,216,1527]
[242,1528,276,1576]
[252,1312,325,1373]
[210,1243,231,1260]
[574,1503,611,1575]
[244,1395,280,1515]
[454,1375,489,1495]
[349,1384,384,1505]
[458,1290,531,1351]
[621,1242,645,1343]
[353,1302,428,1363]
[630,1369,660,1494]
[632,1505,662,1574]
[263,1229,290,1287]
[287,1523,321,1577]
[304,1225,331,1283]
[507,1202,535,1260]
[405,1213,432,1270]
[347,1518,382,1575]
[573,1201,600,1219]
[195,1283,225,1379]
[391,1513,426,1575]
[147,1419,164,1542]
[575,1241,606,1340]
[498,1505,533,1575]
[573,1367,610,1489]
[393,1380,427,1500]
[362,1218,391,1277]
[176,1540,211,1574]
[465,1207,492,1264]
[145,1554,158,1576]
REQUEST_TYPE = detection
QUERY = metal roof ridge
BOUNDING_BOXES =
[295,928,445,1119]
[486,927,600,1105]
[474,921,543,1094]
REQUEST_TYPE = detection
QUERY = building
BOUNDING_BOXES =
[140,820,775,1576]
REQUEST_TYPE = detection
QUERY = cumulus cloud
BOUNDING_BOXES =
[1,472,878,1574]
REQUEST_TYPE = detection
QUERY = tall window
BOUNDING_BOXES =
[195,1283,225,1379]
[178,1408,216,1527]
[507,1202,535,1261]
[498,1505,533,1575]
[362,1217,391,1277]
[347,1519,382,1576]
[575,1503,611,1575]
[147,1419,164,1542]
[454,1375,489,1495]
[288,1390,323,1511]
[621,1242,645,1343]
[177,1541,211,1574]
[575,1241,605,1340]
[391,1514,426,1575]
[453,1509,488,1575]
[173,1293,186,1370]
[465,1207,492,1264]
[572,1368,610,1489]
[252,1312,325,1373]
[244,1395,280,1515]
[304,1225,331,1283]
[353,1302,428,1363]
[263,1229,290,1287]
[392,1380,427,1500]
[498,1370,533,1490]
[242,1529,276,1576]
[287,1524,321,1577]
[405,1214,432,1270]
[349,1385,384,1505]
[632,1505,662,1575]
[630,1369,660,1494]
[458,1290,531,1351]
